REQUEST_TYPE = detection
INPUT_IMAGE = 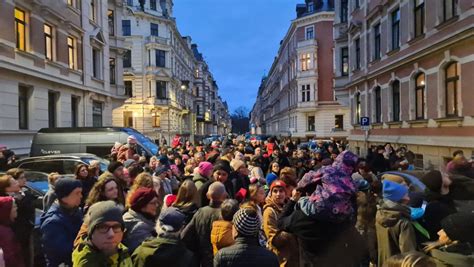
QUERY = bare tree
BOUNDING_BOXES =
[231,106,250,134]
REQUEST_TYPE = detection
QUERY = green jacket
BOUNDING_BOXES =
[132,236,198,267]
[375,199,417,267]
[430,244,474,267]
[72,241,133,267]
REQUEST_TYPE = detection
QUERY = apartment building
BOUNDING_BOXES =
[251,0,351,139]
[0,0,127,155]
[334,0,474,169]
[113,0,230,143]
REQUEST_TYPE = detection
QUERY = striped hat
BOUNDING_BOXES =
[232,208,261,237]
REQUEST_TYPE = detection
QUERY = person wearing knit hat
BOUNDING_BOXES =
[132,207,197,266]
[127,135,137,145]
[0,196,25,267]
[376,180,416,266]
[193,161,213,190]
[214,207,279,267]
[123,159,136,169]
[122,188,159,252]
[424,212,474,267]
[381,173,407,185]
[40,178,84,267]
[230,159,246,173]
[107,161,124,181]
[72,201,132,266]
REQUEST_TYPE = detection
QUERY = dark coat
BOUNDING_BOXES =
[421,195,457,241]
[132,236,198,267]
[181,202,222,267]
[430,243,474,267]
[213,236,279,267]
[39,203,83,267]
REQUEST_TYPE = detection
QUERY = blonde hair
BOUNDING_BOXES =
[47,172,62,186]
[173,179,197,208]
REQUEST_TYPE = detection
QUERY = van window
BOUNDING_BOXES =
[124,129,158,155]
[20,160,64,174]
[63,160,83,174]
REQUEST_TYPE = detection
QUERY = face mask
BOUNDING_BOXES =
[410,207,425,220]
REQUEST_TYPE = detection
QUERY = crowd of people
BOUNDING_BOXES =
[0,134,473,267]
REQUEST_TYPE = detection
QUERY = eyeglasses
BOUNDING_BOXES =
[95,223,123,234]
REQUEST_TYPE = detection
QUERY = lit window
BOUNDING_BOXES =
[341,47,349,76]
[445,62,459,117]
[44,24,53,60]
[67,0,77,8]
[15,8,26,51]
[300,53,311,71]
[108,10,115,36]
[335,115,344,130]
[67,36,76,69]
[355,92,361,123]
[415,73,425,119]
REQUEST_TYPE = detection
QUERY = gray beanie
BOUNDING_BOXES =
[87,200,124,236]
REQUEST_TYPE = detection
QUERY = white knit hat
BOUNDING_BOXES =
[232,208,261,237]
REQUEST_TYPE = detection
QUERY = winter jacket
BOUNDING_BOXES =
[72,240,133,267]
[181,201,222,267]
[0,197,25,267]
[132,236,198,267]
[210,220,234,255]
[421,195,457,241]
[430,243,474,267]
[263,198,299,267]
[214,236,279,267]
[43,188,57,212]
[122,210,156,253]
[193,172,210,190]
[39,203,83,267]
[174,202,199,225]
[375,199,417,267]
[80,177,97,203]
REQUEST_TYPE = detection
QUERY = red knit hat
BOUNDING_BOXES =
[129,188,158,212]
[0,196,14,225]
[164,194,177,207]
[270,180,287,192]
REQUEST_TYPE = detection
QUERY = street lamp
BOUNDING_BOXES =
[180,80,189,91]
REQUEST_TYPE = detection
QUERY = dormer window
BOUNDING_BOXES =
[308,2,314,12]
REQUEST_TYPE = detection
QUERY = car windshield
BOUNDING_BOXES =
[124,129,158,155]
[81,157,110,173]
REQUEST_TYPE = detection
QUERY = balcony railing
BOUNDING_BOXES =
[297,39,317,49]
[146,36,169,46]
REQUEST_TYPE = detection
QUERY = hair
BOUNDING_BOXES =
[126,172,154,208]
[220,199,239,221]
[184,164,195,176]
[86,176,125,207]
[47,172,62,187]
[6,168,24,180]
[74,164,89,180]
[383,251,436,267]
[452,150,464,158]
[173,179,197,208]
[88,165,99,178]
[0,174,13,196]
[267,161,280,175]
[128,165,143,179]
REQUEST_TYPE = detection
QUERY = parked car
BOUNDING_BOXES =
[12,153,109,176]
[30,127,159,158]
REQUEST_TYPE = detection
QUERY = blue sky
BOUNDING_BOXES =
[174,0,300,114]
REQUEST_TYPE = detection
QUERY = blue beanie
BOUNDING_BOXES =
[266,173,278,186]
[382,180,408,202]
[55,178,82,200]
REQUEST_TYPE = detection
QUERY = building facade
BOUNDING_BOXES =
[113,0,230,143]
[0,0,128,155]
[251,0,351,140]
[334,0,474,169]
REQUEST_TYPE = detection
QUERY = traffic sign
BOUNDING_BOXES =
[360,117,370,126]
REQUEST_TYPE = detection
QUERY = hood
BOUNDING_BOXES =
[376,199,411,228]
[263,196,283,213]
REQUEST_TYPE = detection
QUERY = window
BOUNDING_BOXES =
[443,0,457,21]
[67,0,77,8]
[44,24,53,60]
[391,9,400,50]
[67,37,76,69]
[308,2,314,12]
[414,0,425,37]
[92,48,101,79]
[123,50,131,68]
[300,53,311,71]
[92,101,103,127]
[15,8,26,51]
[109,58,116,84]
[122,20,131,36]
[374,87,381,123]
[373,23,381,60]
[341,0,348,23]
[355,38,361,70]
[392,81,400,121]
[301,85,310,102]
[123,111,133,127]
[306,27,314,40]
[127,0,133,6]
[307,116,315,131]
[124,81,133,97]
[445,62,459,117]
[156,81,167,99]
[90,0,96,22]
[414,153,424,169]
[415,73,425,119]
[150,0,157,10]
[355,92,361,124]
[48,92,57,128]
[156,50,166,67]
[355,0,360,9]
[71,96,79,127]
[335,115,344,130]
[341,47,349,76]
[150,23,158,36]
[108,10,115,36]
[18,86,29,130]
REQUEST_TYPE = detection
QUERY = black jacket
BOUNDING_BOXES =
[214,236,279,267]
